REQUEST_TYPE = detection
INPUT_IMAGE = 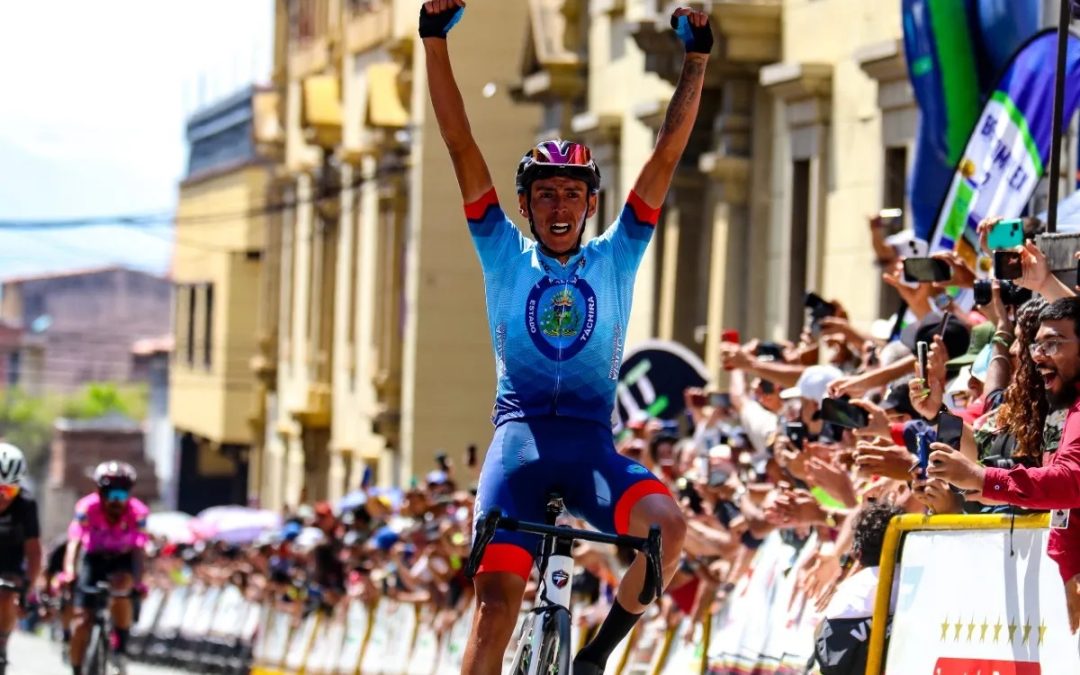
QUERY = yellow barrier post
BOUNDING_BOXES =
[864,512,1049,675]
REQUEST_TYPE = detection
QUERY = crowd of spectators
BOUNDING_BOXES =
[136,215,1080,674]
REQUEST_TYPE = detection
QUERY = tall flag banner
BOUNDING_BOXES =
[903,1,1041,243]
[929,29,1080,253]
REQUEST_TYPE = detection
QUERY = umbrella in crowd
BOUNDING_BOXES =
[190,505,282,545]
[145,511,195,544]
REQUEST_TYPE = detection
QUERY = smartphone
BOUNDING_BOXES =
[466,444,477,468]
[937,412,964,450]
[916,432,931,480]
[903,257,952,283]
[755,342,784,361]
[987,218,1024,250]
[709,392,732,408]
[973,279,993,306]
[820,397,870,430]
[435,452,449,472]
[916,340,928,378]
[994,250,1023,280]
[879,207,903,221]
[785,421,807,450]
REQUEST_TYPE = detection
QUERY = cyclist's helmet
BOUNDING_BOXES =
[0,443,26,486]
[93,461,136,491]
[515,140,601,195]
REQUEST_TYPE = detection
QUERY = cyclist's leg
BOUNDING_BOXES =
[69,555,102,672]
[562,423,685,671]
[107,561,135,657]
[0,574,19,664]
[462,421,547,675]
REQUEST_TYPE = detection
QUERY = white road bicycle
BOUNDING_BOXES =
[466,493,664,675]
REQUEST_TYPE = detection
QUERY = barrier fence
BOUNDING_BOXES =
[124,518,1079,674]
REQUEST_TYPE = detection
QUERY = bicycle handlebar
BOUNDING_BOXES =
[465,509,664,606]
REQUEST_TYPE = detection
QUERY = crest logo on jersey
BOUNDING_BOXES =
[525,277,597,360]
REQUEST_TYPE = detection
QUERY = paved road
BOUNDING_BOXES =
[8,630,191,675]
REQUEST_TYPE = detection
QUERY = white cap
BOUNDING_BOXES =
[780,365,845,404]
[885,230,928,258]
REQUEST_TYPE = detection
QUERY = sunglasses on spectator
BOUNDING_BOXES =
[0,484,19,500]
[1028,337,1080,357]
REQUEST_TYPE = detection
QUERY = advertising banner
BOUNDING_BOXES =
[885,528,1079,673]
[929,29,1080,253]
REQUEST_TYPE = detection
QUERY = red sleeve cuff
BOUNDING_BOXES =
[981,467,1010,498]
[464,187,499,220]
[627,191,661,226]
[890,422,906,448]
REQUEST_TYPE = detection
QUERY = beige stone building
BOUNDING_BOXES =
[247,0,1076,508]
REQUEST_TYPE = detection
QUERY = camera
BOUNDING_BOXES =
[973,279,1031,307]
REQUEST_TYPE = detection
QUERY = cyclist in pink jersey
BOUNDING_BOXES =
[63,461,148,675]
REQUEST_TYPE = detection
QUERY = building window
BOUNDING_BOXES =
[186,285,197,367]
[878,146,908,318]
[203,283,214,370]
[347,196,361,390]
[788,159,811,338]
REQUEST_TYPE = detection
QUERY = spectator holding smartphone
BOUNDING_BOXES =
[929,297,1080,632]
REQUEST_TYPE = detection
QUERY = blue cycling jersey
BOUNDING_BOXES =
[465,188,659,427]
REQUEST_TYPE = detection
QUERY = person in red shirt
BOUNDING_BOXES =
[929,296,1080,633]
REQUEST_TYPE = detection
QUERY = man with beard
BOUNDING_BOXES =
[929,296,1080,632]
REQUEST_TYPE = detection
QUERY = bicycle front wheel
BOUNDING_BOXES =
[83,624,108,675]
[535,610,571,674]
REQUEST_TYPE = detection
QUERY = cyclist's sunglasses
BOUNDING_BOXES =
[0,484,19,500]
[530,142,593,166]
[104,488,130,502]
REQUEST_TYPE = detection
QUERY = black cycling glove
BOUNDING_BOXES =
[419,4,464,39]
[671,14,713,55]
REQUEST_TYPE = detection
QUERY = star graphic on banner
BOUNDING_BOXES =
[1022,620,1033,645]
[940,616,950,642]
[979,618,989,643]
[993,618,1004,643]
[1008,621,1018,643]
[966,618,977,642]
[1038,620,1048,646]
[954,619,963,641]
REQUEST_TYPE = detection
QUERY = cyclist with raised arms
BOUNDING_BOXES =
[420,2,712,672]
[63,461,148,675]
[0,442,42,674]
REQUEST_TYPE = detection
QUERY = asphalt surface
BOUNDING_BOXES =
[8,630,190,675]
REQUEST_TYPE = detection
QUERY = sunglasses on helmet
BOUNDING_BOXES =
[0,484,20,500]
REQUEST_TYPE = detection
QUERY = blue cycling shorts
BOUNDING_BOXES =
[473,416,670,580]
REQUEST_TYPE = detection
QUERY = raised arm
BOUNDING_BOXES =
[632,8,712,207]
[420,1,493,204]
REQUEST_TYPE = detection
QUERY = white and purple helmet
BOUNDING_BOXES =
[515,140,601,194]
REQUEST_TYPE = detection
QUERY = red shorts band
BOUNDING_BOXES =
[613,479,672,534]
[475,542,533,581]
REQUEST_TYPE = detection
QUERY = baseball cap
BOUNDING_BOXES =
[780,365,844,404]
[879,382,918,419]
[946,322,993,368]
[905,315,971,362]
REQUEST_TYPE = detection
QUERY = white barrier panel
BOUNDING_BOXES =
[250,602,274,666]
[336,600,370,674]
[885,528,1080,673]
[382,601,419,675]
[207,585,246,641]
[178,586,209,640]
[133,587,166,637]
[283,612,320,673]
[406,608,441,675]
[434,607,473,675]
[623,609,668,675]
[660,617,706,674]
[706,532,817,673]
[260,610,294,669]
[306,610,346,675]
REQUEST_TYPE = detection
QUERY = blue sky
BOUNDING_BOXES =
[0,0,273,280]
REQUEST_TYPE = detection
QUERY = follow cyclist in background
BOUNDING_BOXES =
[63,462,148,675]
[0,442,42,675]
[421,2,712,672]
